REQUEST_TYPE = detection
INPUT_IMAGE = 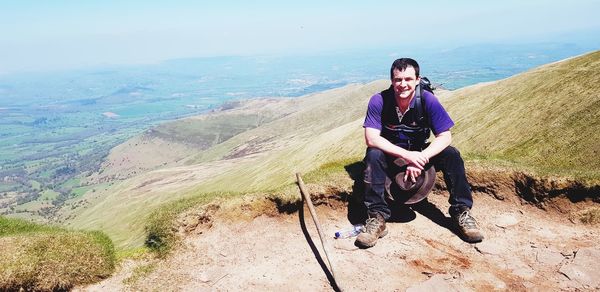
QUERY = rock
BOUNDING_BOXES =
[502,257,536,279]
[198,272,211,283]
[474,241,504,255]
[536,249,565,266]
[462,272,506,290]
[511,266,536,279]
[559,248,600,289]
[494,213,519,228]
[333,239,359,251]
[194,268,227,284]
[534,226,556,239]
[406,274,467,292]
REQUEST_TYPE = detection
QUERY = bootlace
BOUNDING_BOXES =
[364,217,380,233]
[458,210,478,230]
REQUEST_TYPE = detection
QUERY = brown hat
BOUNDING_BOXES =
[385,158,436,204]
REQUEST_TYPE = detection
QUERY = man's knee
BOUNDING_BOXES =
[440,146,464,161]
[364,147,386,164]
[363,148,387,184]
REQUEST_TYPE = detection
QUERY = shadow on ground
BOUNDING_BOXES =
[343,160,464,239]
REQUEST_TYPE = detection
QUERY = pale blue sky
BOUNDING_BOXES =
[1,0,599,74]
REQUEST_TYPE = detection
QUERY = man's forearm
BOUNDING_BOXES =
[364,127,429,169]
[421,131,452,159]
[366,133,411,158]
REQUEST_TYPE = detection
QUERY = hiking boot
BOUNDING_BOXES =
[355,213,388,248]
[452,207,484,243]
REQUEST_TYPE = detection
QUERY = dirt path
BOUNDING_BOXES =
[81,191,600,291]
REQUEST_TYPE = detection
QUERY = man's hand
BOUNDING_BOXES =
[404,165,422,183]
[403,151,429,170]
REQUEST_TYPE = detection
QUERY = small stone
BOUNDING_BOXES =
[494,213,519,228]
[406,274,465,292]
[198,272,210,283]
[559,248,600,288]
[474,241,504,255]
[333,239,359,251]
[536,249,565,266]
[512,267,536,279]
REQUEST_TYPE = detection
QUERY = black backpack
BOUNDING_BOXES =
[414,77,435,126]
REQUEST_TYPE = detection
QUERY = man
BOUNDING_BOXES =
[355,58,483,248]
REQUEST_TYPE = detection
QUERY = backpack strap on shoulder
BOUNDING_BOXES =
[414,83,426,125]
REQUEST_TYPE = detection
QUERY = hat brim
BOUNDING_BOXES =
[385,160,436,204]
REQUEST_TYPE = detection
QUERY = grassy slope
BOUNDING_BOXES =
[66,81,387,247]
[87,98,298,182]
[0,216,115,291]
[445,50,600,180]
[67,50,600,248]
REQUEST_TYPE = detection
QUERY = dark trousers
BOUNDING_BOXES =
[363,146,473,220]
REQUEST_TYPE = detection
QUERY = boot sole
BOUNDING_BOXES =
[355,228,389,248]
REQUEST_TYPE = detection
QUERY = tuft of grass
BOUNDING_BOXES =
[122,262,157,286]
[115,246,152,262]
[579,208,600,225]
[0,216,62,236]
[143,192,231,257]
[0,216,115,291]
[301,157,362,184]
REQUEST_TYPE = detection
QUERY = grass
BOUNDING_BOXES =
[301,157,362,183]
[0,216,115,291]
[39,189,60,201]
[70,182,111,197]
[141,157,361,258]
[143,192,228,257]
[67,52,600,250]
[579,208,600,224]
[66,82,381,248]
[122,262,157,286]
[13,200,51,212]
[445,50,600,183]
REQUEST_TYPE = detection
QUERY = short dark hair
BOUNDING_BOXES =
[390,58,420,79]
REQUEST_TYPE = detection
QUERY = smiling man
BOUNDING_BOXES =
[356,58,483,248]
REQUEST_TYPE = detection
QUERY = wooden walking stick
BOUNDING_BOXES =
[296,172,342,291]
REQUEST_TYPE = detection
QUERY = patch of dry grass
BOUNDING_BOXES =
[579,208,600,224]
[0,216,115,291]
[122,262,157,286]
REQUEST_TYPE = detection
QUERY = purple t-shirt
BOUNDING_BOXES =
[363,88,454,147]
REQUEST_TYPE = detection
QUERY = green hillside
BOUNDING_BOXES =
[64,51,600,248]
[64,81,387,247]
[445,50,600,181]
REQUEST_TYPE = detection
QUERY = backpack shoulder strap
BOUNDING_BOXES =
[414,84,427,125]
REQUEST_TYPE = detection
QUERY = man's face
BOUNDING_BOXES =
[391,67,420,100]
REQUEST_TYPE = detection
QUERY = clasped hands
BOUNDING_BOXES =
[403,151,429,183]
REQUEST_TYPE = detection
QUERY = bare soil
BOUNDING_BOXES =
[80,182,600,291]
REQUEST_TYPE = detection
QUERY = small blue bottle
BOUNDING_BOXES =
[334,224,365,239]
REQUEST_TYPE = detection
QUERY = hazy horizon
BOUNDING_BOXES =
[1,0,600,74]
